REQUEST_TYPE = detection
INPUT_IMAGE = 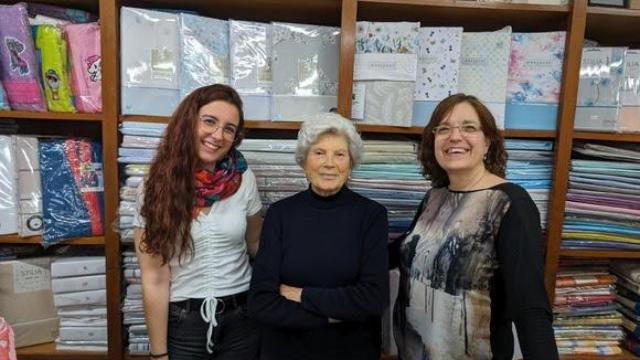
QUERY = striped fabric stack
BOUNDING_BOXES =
[610,262,640,356]
[237,139,306,208]
[122,251,147,354]
[562,142,640,251]
[504,139,552,229]
[350,140,428,237]
[118,121,165,354]
[553,260,624,356]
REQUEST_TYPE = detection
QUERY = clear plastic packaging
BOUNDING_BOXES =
[0,82,9,110]
[40,138,104,244]
[65,22,102,113]
[14,136,43,237]
[230,20,272,94]
[120,7,180,116]
[0,136,18,235]
[621,50,640,106]
[180,14,228,98]
[0,3,46,111]
[230,20,271,120]
[414,27,463,102]
[35,25,76,112]
[577,47,626,107]
[270,22,340,121]
[27,3,98,24]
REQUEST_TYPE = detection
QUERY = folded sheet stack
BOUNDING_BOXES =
[562,142,640,251]
[51,256,107,352]
[553,259,624,356]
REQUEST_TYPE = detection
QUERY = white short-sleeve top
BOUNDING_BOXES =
[133,168,262,301]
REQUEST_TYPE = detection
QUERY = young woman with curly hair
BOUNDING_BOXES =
[133,84,263,360]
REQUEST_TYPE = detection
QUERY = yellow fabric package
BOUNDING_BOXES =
[35,25,76,112]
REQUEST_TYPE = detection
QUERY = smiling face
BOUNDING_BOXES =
[303,133,352,197]
[196,100,240,169]
[433,101,490,177]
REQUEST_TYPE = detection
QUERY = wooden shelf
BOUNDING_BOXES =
[0,111,101,122]
[118,0,342,25]
[357,0,569,31]
[560,249,640,259]
[17,342,108,360]
[121,115,555,137]
[573,131,640,142]
[0,234,105,246]
[587,6,640,47]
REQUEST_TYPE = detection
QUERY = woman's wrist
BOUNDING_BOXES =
[149,350,168,358]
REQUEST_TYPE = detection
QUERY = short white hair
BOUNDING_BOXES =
[295,113,363,168]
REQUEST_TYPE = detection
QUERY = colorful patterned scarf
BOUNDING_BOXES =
[193,149,247,217]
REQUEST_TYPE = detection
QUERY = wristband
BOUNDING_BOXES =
[149,351,168,358]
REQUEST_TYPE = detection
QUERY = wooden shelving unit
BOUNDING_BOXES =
[0,111,101,122]
[16,342,107,360]
[2,0,639,359]
[573,130,640,142]
[0,234,104,245]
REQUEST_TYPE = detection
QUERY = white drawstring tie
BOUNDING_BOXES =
[199,296,220,354]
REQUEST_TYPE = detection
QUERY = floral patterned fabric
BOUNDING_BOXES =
[507,32,566,104]
[355,22,419,127]
[414,27,463,101]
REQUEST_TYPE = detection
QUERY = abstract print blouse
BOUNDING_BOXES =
[392,183,557,360]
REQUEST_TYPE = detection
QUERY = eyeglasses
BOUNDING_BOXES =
[432,124,482,137]
[199,115,238,140]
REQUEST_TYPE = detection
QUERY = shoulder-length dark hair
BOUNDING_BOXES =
[419,93,507,188]
[139,84,245,264]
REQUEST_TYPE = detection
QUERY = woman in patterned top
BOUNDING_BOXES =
[390,93,558,359]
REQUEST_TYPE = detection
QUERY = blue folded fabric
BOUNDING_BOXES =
[504,139,554,151]
[40,138,104,245]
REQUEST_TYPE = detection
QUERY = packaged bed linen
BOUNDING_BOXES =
[180,14,229,98]
[120,7,180,116]
[65,22,102,113]
[40,138,104,244]
[230,20,272,120]
[14,136,43,236]
[0,3,46,111]
[0,136,18,235]
[270,22,340,121]
[34,24,76,112]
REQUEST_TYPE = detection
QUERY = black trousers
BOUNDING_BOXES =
[167,298,260,360]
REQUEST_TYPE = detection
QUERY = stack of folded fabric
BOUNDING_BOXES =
[562,142,640,251]
[238,139,305,208]
[610,262,640,356]
[117,121,165,244]
[504,139,553,229]
[553,259,624,356]
[349,140,428,237]
[118,121,165,353]
[122,250,147,354]
[51,257,107,352]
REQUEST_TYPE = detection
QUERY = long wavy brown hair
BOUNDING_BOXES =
[139,84,245,264]
[419,93,507,188]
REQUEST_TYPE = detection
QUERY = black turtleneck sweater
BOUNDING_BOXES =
[248,186,389,360]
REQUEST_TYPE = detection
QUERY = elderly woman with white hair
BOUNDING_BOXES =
[248,113,389,360]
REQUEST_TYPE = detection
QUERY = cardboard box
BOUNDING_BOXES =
[0,257,59,347]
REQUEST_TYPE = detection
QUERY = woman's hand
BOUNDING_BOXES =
[279,284,303,303]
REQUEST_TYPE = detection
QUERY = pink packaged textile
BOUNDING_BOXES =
[0,317,17,360]
[64,22,101,113]
[0,3,46,111]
